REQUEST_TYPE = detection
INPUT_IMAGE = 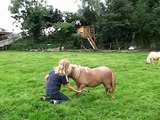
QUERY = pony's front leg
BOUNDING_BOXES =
[78,84,89,93]
[152,59,155,64]
[75,83,80,90]
[74,83,81,95]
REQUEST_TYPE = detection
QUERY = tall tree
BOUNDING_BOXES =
[149,1,160,49]
[9,0,62,43]
[53,21,76,50]
[132,0,153,48]
[96,0,134,50]
[77,0,103,25]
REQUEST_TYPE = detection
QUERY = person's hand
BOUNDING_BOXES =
[77,90,83,93]
[77,89,85,93]
[44,74,49,81]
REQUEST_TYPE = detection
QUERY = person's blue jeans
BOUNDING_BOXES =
[47,91,70,104]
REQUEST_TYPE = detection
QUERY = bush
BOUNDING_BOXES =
[9,39,62,50]
[9,39,31,50]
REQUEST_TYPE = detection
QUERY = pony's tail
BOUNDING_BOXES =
[111,72,116,98]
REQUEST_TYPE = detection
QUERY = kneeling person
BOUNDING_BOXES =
[42,58,82,104]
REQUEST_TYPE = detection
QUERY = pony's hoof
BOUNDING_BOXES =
[86,90,89,93]
[112,96,115,99]
[82,89,89,93]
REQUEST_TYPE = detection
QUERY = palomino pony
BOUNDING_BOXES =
[68,65,116,98]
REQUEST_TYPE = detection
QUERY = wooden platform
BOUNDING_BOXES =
[0,31,12,36]
[77,26,98,50]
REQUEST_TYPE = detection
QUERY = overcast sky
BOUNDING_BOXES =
[0,0,79,33]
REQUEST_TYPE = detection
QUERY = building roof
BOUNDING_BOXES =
[0,31,12,36]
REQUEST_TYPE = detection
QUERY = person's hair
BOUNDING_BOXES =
[55,58,71,76]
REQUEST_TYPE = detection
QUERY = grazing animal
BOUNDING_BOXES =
[68,65,116,98]
[146,52,160,65]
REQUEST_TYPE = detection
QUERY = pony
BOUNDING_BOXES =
[68,64,116,98]
[146,51,160,65]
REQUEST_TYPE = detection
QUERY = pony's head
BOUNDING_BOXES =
[55,58,72,76]
[69,64,90,79]
[146,57,151,64]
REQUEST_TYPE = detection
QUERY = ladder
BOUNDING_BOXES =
[87,34,98,50]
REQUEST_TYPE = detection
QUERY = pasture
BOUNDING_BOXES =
[0,51,160,120]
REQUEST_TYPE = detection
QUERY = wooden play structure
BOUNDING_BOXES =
[0,31,12,50]
[0,31,21,50]
[76,26,98,50]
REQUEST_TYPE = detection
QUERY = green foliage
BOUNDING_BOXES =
[53,22,77,48]
[0,51,160,119]
[96,0,134,49]
[63,12,81,23]
[132,0,150,48]
[78,0,102,25]
[8,0,160,50]
[9,39,60,50]
[9,39,31,50]
[131,0,160,49]
[9,0,62,43]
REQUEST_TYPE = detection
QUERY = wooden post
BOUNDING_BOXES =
[110,43,112,50]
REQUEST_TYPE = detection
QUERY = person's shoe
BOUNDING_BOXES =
[50,99,59,104]
[40,95,49,101]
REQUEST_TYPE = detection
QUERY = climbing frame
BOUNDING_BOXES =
[77,26,98,50]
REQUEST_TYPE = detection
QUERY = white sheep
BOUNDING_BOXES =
[146,51,160,65]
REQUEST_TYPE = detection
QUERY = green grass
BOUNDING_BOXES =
[0,51,160,120]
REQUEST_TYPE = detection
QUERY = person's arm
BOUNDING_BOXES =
[44,74,49,81]
[65,83,82,93]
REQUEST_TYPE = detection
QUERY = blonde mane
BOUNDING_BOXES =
[70,64,90,79]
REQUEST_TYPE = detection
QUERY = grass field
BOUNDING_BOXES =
[0,51,160,120]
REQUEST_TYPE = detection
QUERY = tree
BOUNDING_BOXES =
[9,0,62,43]
[149,2,160,49]
[53,21,76,50]
[131,0,156,48]
[96,0,134,50]
[77,0,103,25]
